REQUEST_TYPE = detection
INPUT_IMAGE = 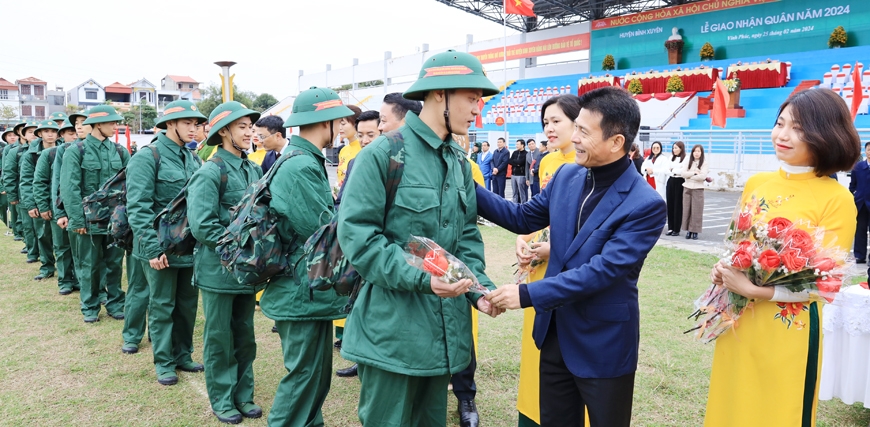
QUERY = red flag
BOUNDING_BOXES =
[711,78,730,128]
[475,98,485,128]
[505,0,535,17]
[851,62,863,121]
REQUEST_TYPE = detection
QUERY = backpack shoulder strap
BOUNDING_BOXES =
[48,147,57,164]
[147,144,161,178]
[76,140,84,158]
[381,130,406,209]
[264,150,305,183]
[114,143,126,160]
[208,156,228,197]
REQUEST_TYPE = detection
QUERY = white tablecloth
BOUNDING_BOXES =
[819,285,870,407]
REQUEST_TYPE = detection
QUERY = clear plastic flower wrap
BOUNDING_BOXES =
[403,235,490,294]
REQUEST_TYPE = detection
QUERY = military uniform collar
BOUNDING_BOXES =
[28,138,43,152]
[156,131,185,155]
[288,135,326,160]
[404,112,460,151]
[214,146,246,170]
[85,134,113,147]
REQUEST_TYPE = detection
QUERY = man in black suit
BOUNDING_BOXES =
[850,141,870,263]
[491,137,509,198]
[254,115,287,174]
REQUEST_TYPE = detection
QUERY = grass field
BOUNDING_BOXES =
[0,226,868,426]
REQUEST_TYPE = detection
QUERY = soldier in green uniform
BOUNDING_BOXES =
[6,120,41,261]
[188,101,263,423]
[336,50,502,426]
[34,119,78,294]
[22,120,59,280]
[59,105,129,323]
[258,87,353,427]
[0,126,18,233]
[126,100,205,381]
[53,111,88,296]
[4,121,28,242]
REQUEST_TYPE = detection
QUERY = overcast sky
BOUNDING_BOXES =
[3,0,511,99]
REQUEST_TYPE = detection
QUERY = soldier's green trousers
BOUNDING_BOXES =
[9,200,21,238]
[121,255,148,346]
[143,263,197,376]
[0,193,8,228]
[17,205,38,260]
[34,217,55,276]
[357,364,451,427]
[50,221,76,291]
[201,290,256,413]
[71,233,124,319]
[268,320,333,427]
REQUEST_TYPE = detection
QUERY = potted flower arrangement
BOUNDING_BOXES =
[602,54,616,71]
[829,26,847,48]
[666,75,685,93]
[700,42,715,61]
[665,39,684,64]
[627,79,643,95]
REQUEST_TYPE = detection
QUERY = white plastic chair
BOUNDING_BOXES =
[863,70,870,87]
[831,64,841,74]
[823,73,833,88]
[836,73,847,90]
[860,94,870,115]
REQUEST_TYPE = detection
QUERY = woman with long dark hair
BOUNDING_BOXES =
[641,141,669,199]
[665,141,687,236]
[705,89,860,426]
[680,144,708,239]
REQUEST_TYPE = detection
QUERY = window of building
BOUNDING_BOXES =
[34,85,44,96]
[20,85,30,95]
[35,106,45,118]
[0,90,7,100]
[85,91,97,100]
[177,83,182,89]
[22,105,32,116]
[50,95,63,105]
[188,84,194,89]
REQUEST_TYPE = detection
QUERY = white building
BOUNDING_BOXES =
[0,78,20,127]
[16,77,50,120]
[67,79,105,110]
[129,78,158,109]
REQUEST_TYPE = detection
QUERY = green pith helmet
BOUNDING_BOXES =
[205,101,260,146]
[58,119,75,134]
[68,109,87,126]
[35,119,60,137]
[403,49,499,101]
[21,120,40,137]
[82,105,123,125]
[48,111,69,122]
[12,120,27,137]
[155,100,206,129]
[283,87,354,128]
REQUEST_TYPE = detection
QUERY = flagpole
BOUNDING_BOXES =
[503,3,508,144]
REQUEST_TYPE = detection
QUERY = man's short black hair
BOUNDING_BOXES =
[516,139,525,147]
[527,139,536,144]
[864,141,870,149]
[540,140,547,147]
[384,93,422,119]
[577,86,640,153]
[355,110,380,131]
[255,115,286,139]
[497,137,506,143]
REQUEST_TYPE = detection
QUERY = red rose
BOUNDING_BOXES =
[766,217,793,239]
[816,277,843,302]
[736,212,753,231]
[811,257,837,272]
[784,228,815,256]
[731,241,756,269]
[423,250,449,276]
[780,248,809,271]
[757,249,781,272]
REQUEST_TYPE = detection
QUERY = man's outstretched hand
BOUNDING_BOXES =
[486,284,522,310]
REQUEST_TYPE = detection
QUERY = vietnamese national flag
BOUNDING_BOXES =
[711,78,730,128]
[475,98,485,128]
[505,0,535,17]
[851,61,863,121]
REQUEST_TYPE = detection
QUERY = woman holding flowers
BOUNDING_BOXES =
[704,89,860,427]
[513,95,585,427]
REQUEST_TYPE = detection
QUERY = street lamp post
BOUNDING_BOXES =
[214,61,237,103]
[138,95,147,134]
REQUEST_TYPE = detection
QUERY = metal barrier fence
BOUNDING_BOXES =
[644,129,870,188]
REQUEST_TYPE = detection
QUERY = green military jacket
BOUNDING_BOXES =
[2,141,29,203]
[260,136,347,320]
[188,147,262,294]
[20,138,50,211]
[127,132,202,266]
[0,141,7,186]
[336,112,495,376]
[33,147,58,214]
[51,141,75,219]
[59,134,130,234]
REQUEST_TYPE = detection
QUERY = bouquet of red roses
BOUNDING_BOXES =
[403,235,490,295]
[687,201,853,343]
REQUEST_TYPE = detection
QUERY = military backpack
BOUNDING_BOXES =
[214,150,305,286]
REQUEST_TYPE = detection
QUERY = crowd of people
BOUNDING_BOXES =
[0,47,865,427]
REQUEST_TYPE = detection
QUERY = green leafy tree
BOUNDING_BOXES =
[65,104,81,115]
[0,105,18,125]
[122,102,157,133]
[253,93,279,112]
[196,84,257,118]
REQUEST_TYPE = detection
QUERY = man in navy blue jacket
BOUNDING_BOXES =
[850,141,870,263]
[490,137,509,198]
[479,87,665,427]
